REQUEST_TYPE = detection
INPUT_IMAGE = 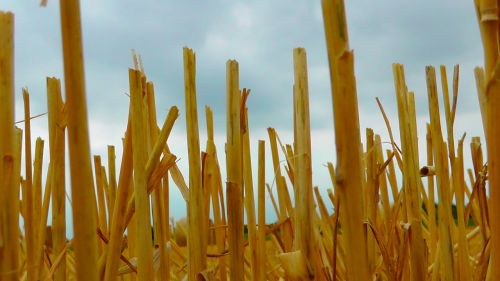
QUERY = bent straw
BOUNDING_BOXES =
[121,106,179,226]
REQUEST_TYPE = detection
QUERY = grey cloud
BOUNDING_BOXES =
[5,0,484,132]
[2,0,487,222]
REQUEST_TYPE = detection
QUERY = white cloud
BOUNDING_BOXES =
[232,3,254,29]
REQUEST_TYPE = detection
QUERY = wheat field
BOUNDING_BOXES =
[0,0,499,280]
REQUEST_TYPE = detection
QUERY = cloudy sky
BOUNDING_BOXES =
[2,1,485,225]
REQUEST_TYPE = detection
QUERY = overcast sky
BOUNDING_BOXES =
[2,1,485,225]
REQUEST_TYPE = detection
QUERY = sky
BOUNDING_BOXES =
[1,1,486,227]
